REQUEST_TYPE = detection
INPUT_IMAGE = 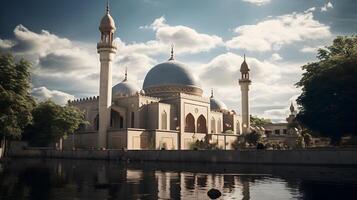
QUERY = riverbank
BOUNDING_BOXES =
[7,147,357,165]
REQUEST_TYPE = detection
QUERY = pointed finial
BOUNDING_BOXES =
[211,89,214,98]
[106,0,110,14]
[290,102,295,113]
[168,44,174,61]
[124,67,128,81]
[244,53,246,61]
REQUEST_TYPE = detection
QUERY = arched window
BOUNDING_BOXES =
[236,121,241,134]
[110,110,123,129]
[94,114,99,131]
[197,115,207,133]
[131,112,135,128]
[217,119,222,133]
[161,111,167,130]
[211,117,216,133]
[185,113,195,133]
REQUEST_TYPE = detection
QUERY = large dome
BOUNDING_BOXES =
[142,60,202,96]
[210,97,228,111]
[112,80,139,97]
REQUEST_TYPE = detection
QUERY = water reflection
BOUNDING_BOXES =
[0,159,356,200]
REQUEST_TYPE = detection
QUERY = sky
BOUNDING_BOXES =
[0,0,356,122]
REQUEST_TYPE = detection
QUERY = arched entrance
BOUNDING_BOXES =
[211,117,216,133]
[111,110,123,129]
[217,119,222,133]
[197,115,207,133]
[161,111,167,130]
[94,114,99,131]
[236,121,241,134]
[185,113,195,133]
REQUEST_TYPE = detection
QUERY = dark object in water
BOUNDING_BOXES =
[94,183,110,189]
[207,188,222,199]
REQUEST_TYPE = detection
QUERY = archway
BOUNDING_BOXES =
[131,112,135,128]
[236,121,241,134]
[111,110,123,129]
[161,111,167,130]
[185,113,195,133]
[217,119,222,133]
[94,114,99,131]
[197,115,207,133]
[211,117,216,133]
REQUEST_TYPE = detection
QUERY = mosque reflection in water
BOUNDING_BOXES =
[0,159,357,200]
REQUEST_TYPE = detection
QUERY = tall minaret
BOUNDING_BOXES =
[239,55,251,134]
[97,2,117,149]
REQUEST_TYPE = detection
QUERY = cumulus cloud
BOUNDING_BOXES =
[271,53,282,61]
[321,2,333,12]
[226,10,331,52]
[125,16,223,55]
[242,0,271,6]
[32,86,75,105]
[300,45,324,53]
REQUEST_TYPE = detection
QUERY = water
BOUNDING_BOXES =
[0,159,356,200]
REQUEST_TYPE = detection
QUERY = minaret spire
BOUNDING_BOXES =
[211,89,214,98]
[124,67,128,81]
[168,44,174,61]
[106,0,110,14]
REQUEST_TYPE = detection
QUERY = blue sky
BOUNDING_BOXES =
[1,0,356,121]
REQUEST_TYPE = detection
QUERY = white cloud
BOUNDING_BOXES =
[305,7,316,13]
[271,53,282,61]
[300,45,324,53]
[124,16,223,55]
[32,86,75,105]
[0,25,153,98]
[321,2,333,12]
[226,10,331,52]
[242,0,271,6]
[0,39,14,49]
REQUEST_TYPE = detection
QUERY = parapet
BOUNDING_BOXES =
[68,96,99,105]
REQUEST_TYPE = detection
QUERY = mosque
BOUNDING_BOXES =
[64,4,252,150]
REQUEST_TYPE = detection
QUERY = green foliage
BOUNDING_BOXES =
[24,100,86,146]
[250,115,271,126]
[231,136,246,150]
[0,53,35,139]
[296,35,357,144]
[189,139,220,150]
[244,130,262,145]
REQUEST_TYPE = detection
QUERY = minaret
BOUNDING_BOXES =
[239,54,251,134]
[286,102,296,123]
[97,2,117,149]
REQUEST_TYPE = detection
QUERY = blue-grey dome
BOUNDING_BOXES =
[143,60,201,89]
[210,97,228,111]
[112,80,139,97]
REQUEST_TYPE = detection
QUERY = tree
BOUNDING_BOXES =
[244,130,262,146]
[296,35,357,144]
[24,100,86,147]
[0,53,35,153]
[250,115,271,126]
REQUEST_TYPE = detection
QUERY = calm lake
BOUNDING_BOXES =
[0,159,356,200]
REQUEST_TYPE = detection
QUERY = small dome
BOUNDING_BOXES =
[112,80,139,97]
[210,97,228,111]
[143,60,201,90]
[240,55,249,73]
[99,9,116,33]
